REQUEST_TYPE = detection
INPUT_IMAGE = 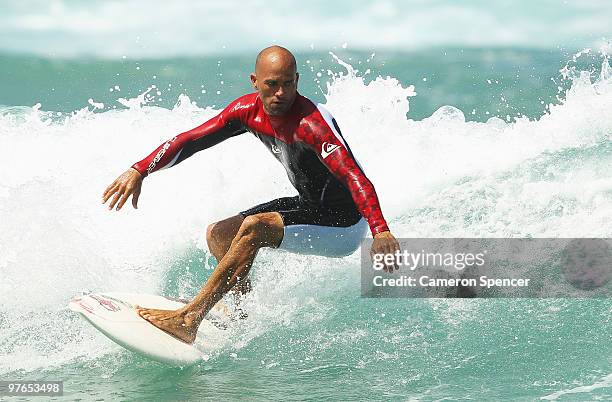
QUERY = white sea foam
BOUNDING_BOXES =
[0,54,610,372]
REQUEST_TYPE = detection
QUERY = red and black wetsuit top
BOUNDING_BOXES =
[131,92,389,236]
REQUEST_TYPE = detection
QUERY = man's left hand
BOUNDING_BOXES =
[370,231,401,272]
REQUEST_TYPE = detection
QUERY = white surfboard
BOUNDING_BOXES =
[68,292,228,366]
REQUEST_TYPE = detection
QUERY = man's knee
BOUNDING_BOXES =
[237,213,284,248]
[238,215,266,239]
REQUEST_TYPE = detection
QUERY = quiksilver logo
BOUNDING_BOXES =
[321,142,340,159]
[271,144,282,154]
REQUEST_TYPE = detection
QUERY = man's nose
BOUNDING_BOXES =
[275,86,285,97]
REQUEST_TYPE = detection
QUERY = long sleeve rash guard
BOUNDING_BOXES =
[131,92,390,236]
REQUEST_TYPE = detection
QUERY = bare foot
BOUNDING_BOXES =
[135,306,200,344]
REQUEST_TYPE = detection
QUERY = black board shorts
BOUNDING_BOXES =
[239,196,368,257]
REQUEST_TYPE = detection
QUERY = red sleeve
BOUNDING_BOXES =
[131,95,254,177]
[301,109,390,236]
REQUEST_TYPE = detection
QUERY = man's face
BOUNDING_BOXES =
[251,62,299,116]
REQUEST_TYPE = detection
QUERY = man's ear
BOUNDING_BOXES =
[295,72,300,85]
[250,73,258,89]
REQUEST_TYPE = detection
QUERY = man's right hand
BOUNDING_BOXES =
[102,168,143,211]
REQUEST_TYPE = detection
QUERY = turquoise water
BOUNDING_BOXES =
[1,0,612,400]
[7,299,612,400]
[0,48,581,122]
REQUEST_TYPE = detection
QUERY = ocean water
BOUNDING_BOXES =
[1,1,612,400]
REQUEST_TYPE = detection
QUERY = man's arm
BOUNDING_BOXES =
[303,110,389,236]
[132,98,251,177]
[102,95,254,210]
[303,107,400,270]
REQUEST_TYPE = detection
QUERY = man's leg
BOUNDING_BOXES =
[206,215,252,295]
[137,212,284,344]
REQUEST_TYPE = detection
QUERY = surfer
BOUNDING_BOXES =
[102,46,400,344]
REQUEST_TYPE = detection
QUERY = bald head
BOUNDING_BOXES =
[255,45,297,75]
[251,46,299,116]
